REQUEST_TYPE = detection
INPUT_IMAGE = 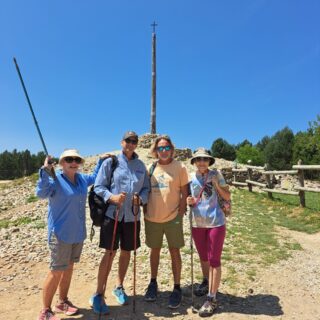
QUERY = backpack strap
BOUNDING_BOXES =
[100,154,119,186]
[109,155,119,183]
[194,172,209,206]
[142,161,158,216]
[148,161,158,177]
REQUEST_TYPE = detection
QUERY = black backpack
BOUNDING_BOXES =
[88,155,118,239]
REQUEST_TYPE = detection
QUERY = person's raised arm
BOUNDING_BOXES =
[84,153,112,186]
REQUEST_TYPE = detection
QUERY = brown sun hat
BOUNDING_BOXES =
[190,147,215,166]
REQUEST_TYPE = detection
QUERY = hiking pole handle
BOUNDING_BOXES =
[132,192,140,216]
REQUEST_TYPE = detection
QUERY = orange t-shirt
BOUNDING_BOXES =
[145,160,189,223]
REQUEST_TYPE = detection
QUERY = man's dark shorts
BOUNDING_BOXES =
[99,217,141,251]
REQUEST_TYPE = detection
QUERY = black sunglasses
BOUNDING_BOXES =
[157,146,172,152]
[125,138,138,145]
[64,157,82,164]
[195,157,210,162]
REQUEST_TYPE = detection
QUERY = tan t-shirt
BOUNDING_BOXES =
[145,159,189,223]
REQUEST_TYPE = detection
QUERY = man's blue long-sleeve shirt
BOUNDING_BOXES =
[94,152,150,222]
[36,160,103,243]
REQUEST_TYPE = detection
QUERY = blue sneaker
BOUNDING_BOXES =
[89,293,110,315]
[112,286,129,305]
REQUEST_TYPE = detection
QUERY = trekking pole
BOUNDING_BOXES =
[99,204,120,320]
[132,192,140,314]
[13,58,48,155]
[188,182,198,314]
[189,204,195,313]
[13,58,56,178]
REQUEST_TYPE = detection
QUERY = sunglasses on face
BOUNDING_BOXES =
[64,157,82,164]
[125,138,138,145]
[195,157,210,162]
[157,146,172,152]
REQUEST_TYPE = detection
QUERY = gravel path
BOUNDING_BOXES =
[1,205,319,320]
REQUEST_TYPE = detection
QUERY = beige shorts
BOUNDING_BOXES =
[144,214,185,249]
[49,232,83,270]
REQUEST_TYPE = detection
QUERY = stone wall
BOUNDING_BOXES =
[174,148,192,161]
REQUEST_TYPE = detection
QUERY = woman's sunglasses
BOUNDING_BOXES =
[64,157,82,164]
[157,146,172,152]
[195,157,210,162]
[125,138,138,145]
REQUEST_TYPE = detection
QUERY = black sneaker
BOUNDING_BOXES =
[198,297,218,317]
[195,279,208,297]
[144,281,158,302]
[168,288,182,309]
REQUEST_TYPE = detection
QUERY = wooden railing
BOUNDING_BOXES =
[232,161,320,207]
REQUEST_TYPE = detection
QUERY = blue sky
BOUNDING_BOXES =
[0,0,319,157]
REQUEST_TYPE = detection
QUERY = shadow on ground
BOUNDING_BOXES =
[184,283,283,317]
[215,291,283,316]
[62,287,283,319]
[62,290,188,320]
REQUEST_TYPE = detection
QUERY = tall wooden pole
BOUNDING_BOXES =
[150,21,157,134]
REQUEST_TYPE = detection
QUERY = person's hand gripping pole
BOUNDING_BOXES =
[43,156,56,179]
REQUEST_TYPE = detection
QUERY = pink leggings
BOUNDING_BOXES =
[192,225,226,268]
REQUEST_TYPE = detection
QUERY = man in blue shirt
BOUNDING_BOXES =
[90,131,150,315]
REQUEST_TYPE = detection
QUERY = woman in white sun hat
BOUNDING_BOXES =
[35,149,107,320]
[187,147,230,317]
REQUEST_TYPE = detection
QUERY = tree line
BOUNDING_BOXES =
[1,115,319,180]
[0,149,46,180]
[211,115,320,174]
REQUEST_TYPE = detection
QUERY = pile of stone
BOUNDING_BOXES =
[137,133,159,149]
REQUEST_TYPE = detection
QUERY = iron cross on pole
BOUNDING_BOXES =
[151,21,158,33]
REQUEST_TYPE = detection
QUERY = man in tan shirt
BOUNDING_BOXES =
[144,135,189,309]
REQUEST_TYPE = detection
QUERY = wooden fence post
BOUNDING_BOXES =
[233,161,237,185]
[233,171,237,185]
[297,160,306,207]
[247,168,253,192]
[264,163,273,199]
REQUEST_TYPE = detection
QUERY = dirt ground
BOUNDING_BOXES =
[1,228,319,320]
[1,153,319,319]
